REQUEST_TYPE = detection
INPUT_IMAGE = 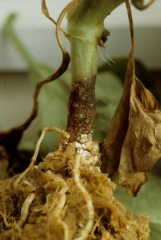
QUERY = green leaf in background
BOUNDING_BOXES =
[93,71,123,142]
[3,12,161,239]
[114,173,161,240]
[98,57,155,97]
[3,13,71,154]
[4,13,123,155]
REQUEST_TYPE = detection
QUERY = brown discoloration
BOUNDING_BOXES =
[66,78,96,142]
[98,29,110,48]
[101,0,161,197]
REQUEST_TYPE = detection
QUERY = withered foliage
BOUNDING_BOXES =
[0,2,71,176]
[0,1,154,239]
[101,0,161,196]
[131,0,155,10]
[0,108,38,177]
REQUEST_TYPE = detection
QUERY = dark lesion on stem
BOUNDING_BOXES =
[98,29,110,48]
[66,77,96,142]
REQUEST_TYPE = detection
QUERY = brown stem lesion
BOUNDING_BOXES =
[64,0,126,143]
[66,78,96,142]
[65,23,99,142]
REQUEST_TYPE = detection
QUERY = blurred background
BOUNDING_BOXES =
[0,1,161,239]
[0,0,161,138]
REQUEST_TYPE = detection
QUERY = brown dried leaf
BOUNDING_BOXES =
[101,53,161,196]
[0,1,70,173]
[132,0,155,11]
[101,49,135,178]
[118,77,161,196]
[0,114,37,171]
[101,0,161,196]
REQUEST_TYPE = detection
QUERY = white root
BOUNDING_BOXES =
[99,48,115,68]
[74,154,94,240]
[48,177,69,240]
[100,51,113,68]
[14,126,66,188]
[54,182,69,240]
[18,193,35,228]
[104,51,115,63]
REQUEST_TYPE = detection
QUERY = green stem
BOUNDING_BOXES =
[66,0,125,142]
[69,37,97,84]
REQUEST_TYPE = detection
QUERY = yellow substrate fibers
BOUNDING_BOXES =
[0,128,149,240]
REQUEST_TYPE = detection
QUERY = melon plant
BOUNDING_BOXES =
[0,0,159,239]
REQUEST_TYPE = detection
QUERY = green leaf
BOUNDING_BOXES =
[114,173,161,240]
[4,13,124,155]
[92,71,123,142]
[4,13,71,154]
[36,71,70,154]
[98,58,154,93]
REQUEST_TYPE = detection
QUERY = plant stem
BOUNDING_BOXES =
[66,0,125,142]
[66,35,97,142]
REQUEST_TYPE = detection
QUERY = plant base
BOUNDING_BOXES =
[0,129,149,240]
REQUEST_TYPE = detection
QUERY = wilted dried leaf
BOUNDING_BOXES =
[118,77,161,196]
[101,49,135,178]
[101,0,161,196]
[0,9,70,172]
[132,0,155,11]
[0,104,39,172]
